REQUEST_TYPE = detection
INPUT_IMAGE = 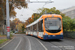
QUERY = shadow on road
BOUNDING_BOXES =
[27,35,63,42]
[42,39,63,42]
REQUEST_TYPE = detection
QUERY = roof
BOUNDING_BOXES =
[61,6,75,13]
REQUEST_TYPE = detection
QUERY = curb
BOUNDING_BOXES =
[0,40,9,47]
[64,37,75,41]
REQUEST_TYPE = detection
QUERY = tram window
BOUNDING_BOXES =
[35,24,37,31]
[29,27,30,31]
[26,28,27,31]
[33,24,37,31]
[32,26,34,31]
[28,27,29,31]
[42,23,43,31]
[41,20,43,31]
[27,27,29,30]
[33,25,35,31]
[27,28,28,31]
[30,26,31,31]
[30,26,32,31]
[45,17,62,33]
[38,20,43,32]
[31,26,32,31]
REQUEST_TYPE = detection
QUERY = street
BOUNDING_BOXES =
[0,34,75,50]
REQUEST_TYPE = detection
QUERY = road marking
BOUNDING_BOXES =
[14,38,22,50]
[24,36,31,50]
[0,37,15,49]
[36,39,48,50]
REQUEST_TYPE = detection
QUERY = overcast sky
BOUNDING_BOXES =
[11,0,75,22]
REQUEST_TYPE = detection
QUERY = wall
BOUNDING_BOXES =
[64,31,75,39]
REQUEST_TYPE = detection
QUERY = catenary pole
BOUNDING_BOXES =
[6,0,10,39]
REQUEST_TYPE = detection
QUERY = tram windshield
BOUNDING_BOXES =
[45,17,62,33]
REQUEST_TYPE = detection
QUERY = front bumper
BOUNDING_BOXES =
[43,35,63,40]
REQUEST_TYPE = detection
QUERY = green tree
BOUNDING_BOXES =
[38,7,61,16]
[63,17,75,31]
[63,17,71,31]
[38,7,70,18]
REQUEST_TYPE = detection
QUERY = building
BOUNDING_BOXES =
[61,6,75,19]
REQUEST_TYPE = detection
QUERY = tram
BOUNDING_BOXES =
[26,14,63,40]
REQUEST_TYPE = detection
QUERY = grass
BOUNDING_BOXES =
[15,32,26,34]
[0,33,14,45]
[10,33,14,39]
[0,39,8,44]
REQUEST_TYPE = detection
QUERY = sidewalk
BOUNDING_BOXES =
[0,37,6,39]
[64,37,75,42]
[0,36,6,39]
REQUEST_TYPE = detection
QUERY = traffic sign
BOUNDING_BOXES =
[7,27,10,32]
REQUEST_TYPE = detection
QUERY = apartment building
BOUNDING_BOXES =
[61,6,75,19]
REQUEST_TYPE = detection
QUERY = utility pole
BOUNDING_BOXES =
[6,0,10,39]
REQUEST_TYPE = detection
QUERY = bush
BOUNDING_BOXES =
[63,17,75,31]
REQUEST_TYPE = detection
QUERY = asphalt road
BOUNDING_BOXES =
[0,34,75,50]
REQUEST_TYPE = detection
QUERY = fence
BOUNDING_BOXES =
[64,31,75,39]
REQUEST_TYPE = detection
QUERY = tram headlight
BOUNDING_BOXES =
[60,33,63,35]
[45,33,48,35]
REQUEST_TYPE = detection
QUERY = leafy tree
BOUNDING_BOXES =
[63,17,71,31]
[17,22,23,32]
[63,17,75,31]
[38,7,70,18]
[32,13,40,21]
[22,24,25,32]
[11,18,26,33]
[0,0,27,34]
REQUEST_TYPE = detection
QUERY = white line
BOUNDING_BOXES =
[14,38,22,50]
[0,38,15,49]
[24,36,31,50]
[36,39,48,50]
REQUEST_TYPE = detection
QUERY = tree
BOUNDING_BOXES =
[0,8,3,21]
[63,17,75,31]
[22,24,25,32]
[38,7,68,17]
[63,17,71,31]
[10,20,16,31]
[32,13,40,21]
[10,18,25,32]
[11,18,20,31]
[0,0,27,35]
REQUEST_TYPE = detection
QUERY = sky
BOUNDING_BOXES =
[10,0,75,22]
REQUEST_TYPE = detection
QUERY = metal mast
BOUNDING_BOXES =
[6,0,10,39]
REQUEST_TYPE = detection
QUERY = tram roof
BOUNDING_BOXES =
[26,16,42,28]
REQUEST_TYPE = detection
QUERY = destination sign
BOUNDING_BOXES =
[47,18,58,20]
